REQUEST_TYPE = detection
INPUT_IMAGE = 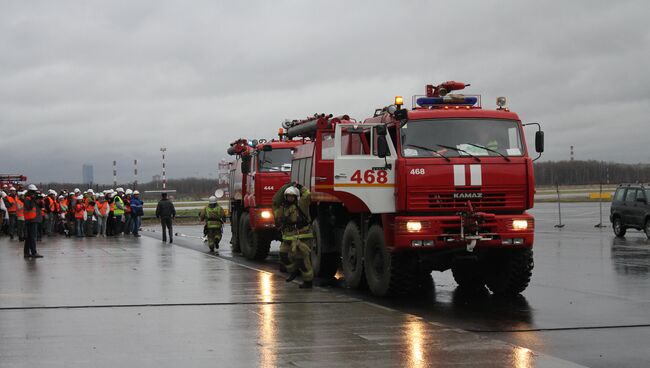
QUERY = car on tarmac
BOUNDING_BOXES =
[610,184,650,238]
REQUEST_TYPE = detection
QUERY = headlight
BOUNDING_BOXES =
[406,221,422,232]
[512,220,528,230]
[260,210,272,219]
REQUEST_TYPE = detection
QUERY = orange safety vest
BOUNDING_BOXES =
[110,201,115,212]
[86,202,95,214]
[47,196,57,212]
[24,197,37,221]
[60,198,69,213]
[74,203,85,219]
[97,202,108,216]
[16,199,24,220]
[6,196,16,213]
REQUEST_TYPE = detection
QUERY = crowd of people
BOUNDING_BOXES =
[0,184,144,258]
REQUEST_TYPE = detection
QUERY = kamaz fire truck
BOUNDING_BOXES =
[284,82,544,296]
[227,136,305,260]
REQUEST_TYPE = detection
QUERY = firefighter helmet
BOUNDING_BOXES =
[284,186,300,198]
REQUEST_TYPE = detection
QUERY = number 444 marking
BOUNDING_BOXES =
[350,169,388,184]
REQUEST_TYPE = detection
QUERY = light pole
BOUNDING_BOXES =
[113,160,117,187]
[133,159,138,190]
[160,147,167,191]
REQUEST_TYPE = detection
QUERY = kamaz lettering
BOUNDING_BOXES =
[453,192,483,199]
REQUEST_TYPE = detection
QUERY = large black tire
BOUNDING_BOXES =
[311,220,339,279]
[230,208,241,253]
[239,213,271,261]
[341,221,365,289]
[613,217,626,238]
[451,262,485,288]
[485,249,534,296]
[364,225,420,296]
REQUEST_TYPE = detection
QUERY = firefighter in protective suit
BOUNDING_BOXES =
[199,196,225,252]
[273,183,313,289]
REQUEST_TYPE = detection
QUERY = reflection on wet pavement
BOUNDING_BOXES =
[145,203,650,367]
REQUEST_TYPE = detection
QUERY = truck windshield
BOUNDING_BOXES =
[258,149,292,172]
[400,119,524,158]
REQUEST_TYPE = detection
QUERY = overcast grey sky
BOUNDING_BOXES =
[1,0,649,183]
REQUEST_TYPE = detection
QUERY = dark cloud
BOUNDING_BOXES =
[1,0,649,183]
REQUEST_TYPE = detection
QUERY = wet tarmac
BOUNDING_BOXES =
[1,202,648,367]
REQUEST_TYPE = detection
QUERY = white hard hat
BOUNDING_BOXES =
[0,191,5,198]
[87,189,94,194]
[116,187,124,193]
[9,186,16,191]
[77,195,83,200]
[133,190,140,195]
[27,184,38,191]
[125,189,133,195]
[284,186,300,198]
[209,196,217,204]
[58,195,64,199]
[49,189,57,195]
[74,188,80,193]
[18,191,26,196]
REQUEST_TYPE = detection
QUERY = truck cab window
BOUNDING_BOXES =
[341,129,371,156]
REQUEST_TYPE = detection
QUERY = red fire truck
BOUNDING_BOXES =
[284,82,544,296]
[227,136,305,260]
[0,175,27,190]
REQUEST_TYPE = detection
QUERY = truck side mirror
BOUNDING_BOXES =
[241,156,251,174]
[535,131,544,153]
[377,135,389,158]
[375,125,389,158]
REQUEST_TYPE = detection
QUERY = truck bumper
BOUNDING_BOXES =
[392,213,534,250]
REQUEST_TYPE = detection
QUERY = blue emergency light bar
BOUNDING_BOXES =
[416,96,478,108]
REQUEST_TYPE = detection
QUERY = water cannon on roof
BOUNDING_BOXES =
[426,81,470,97]
[227,138,253,156]
[416,81,480,109]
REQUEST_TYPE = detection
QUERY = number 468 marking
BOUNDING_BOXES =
[351,170,388,184]
[410,168,426,175]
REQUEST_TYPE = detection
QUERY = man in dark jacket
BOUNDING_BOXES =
[129,191,144,237]
[155,192,176,243]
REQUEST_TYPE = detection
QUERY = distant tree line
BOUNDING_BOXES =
[35,178,220,200]
[534,160,650,186]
